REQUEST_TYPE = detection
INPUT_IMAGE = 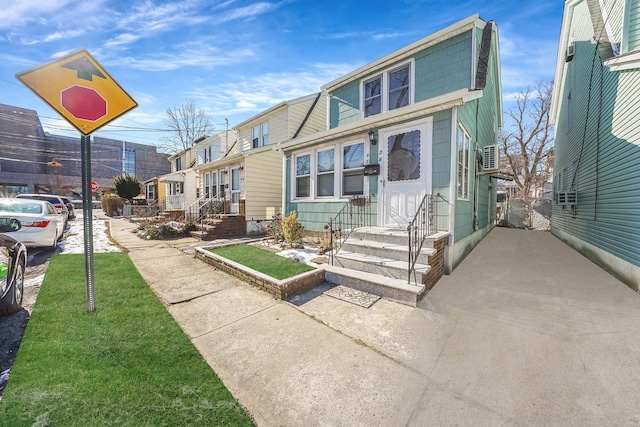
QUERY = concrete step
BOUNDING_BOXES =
[333,250,430,283]
[322,264,425,307]
[349,227,449,249]
[341,238,436,264]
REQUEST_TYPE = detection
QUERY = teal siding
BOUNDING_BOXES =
[453,26,500,243]
[328,30,473,129]
[431,110,453,232]
[628,1,640,51]
[554,0,640,269]
[329,81,360,129]
[414,31,473,102]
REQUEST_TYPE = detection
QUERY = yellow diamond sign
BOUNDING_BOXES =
[16,49,137,135]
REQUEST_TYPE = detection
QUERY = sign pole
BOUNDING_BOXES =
[81,134,96,313]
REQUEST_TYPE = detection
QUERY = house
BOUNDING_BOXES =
[550,0,640,290]
[194,93,326,237]
[158,144,199,219]
[277,14,503,300]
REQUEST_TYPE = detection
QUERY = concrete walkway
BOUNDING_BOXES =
[105,217,640,426]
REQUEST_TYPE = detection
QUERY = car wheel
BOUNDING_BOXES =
[0,257,25,315]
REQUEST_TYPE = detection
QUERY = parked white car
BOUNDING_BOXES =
[0,198,65,249]
[15,194,69,225]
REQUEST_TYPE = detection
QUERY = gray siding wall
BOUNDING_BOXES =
[554,0,640,270]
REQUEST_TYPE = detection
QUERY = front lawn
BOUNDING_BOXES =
[0,252,254,426]
[211,244,315,280]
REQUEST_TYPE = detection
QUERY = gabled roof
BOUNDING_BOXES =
[233,92,321,130]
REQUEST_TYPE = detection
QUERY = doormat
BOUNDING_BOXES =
[323,285,381,308]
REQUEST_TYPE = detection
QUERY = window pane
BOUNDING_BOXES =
[343,143,364,169]
[343,170,363,196]
[317,173,334,197]
[296,154,310,176]
[364,97,381,117]
[296,177,310,198]
[389,66,410,110]
[387,130,421,181]
[364,77,381,117]
[317,149,334,172]
[231,169,240,190]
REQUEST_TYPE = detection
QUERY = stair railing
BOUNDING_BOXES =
[407,194,437,284]
[326,196,373,265]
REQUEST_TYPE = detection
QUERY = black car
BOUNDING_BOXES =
[0,218,27,315]
[60,197,76,220]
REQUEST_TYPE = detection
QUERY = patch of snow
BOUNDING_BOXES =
[59,212,121,254]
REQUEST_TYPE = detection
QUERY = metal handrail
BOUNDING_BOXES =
[326,196,373,264]
[407,194,437,283]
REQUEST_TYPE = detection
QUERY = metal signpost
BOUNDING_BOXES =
[16,50,137,313]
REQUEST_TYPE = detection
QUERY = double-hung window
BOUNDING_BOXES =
[362,61,413,118]
[363,76,382,117]
[342,142,365,196]
[457,126,471,200]
[292,141,366,200]
[204,173,210,198]
[316,148,335,197]
[295,154,311,198]
[252,122,269,148]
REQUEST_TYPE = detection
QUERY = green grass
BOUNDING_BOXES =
[211,244,315,280]
[0,252,254,427]
[0,263,6,280]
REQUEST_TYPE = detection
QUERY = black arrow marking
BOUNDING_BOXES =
[62,57,106,81]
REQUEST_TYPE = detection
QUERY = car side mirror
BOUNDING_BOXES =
[0,218,22,232]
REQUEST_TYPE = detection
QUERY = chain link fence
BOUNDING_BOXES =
[498,197,551,230]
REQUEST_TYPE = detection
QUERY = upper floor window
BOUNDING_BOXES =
[361,61,414,118]
[175,157,182,171]
[252,122,269,148]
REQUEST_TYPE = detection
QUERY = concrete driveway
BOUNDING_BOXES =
[107,218,640,426]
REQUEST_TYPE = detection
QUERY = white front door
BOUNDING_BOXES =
[379,119,432,227]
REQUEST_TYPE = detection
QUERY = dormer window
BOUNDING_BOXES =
[361,60,414,118]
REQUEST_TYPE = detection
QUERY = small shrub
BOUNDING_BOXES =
[266,213,284,243]
[136,219,196,240]
[283,211,304,248]
[113,173,142,201]
[101,195,124,217]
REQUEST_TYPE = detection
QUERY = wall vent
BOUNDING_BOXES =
[556,191,577,206]
[483,145,499,171]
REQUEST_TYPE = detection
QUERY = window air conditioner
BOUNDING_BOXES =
[566,42,575,62]
[483,145,499,172]
[556,191,577,206]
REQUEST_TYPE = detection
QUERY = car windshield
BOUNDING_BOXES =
[0,201,43,214]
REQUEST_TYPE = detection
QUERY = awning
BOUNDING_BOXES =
[158,171,185,183]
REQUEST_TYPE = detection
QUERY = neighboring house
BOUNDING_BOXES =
[0,103,170,197]
[195,93,325,236]
[278,14,503,297]
[159,144,199,218]
[551,0,640,290]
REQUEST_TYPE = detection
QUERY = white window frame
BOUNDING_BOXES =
[290,140,369,202]
[204,172,210,198]
[252,122,269,148]
[457,125,471,200]
[294,152,312,199]
[341,141,366,197]
[360,60,415,118]
[316,147,335,198]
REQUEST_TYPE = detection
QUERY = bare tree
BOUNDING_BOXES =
[500,81,554,198]
[162,99,214,153]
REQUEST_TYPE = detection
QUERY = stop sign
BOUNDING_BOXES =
[91,181,99,192]
[61,85,107,121]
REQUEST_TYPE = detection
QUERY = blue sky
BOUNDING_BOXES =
[0,0,564,150]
